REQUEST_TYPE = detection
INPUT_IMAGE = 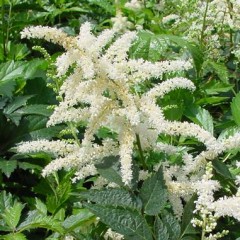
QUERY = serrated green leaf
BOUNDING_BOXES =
[23,59,47,79]
[218,126,240,141]
[0,61,27,82]
[81,188,142,210]
[212,159,234,180]
[62,209,95,231]
[7,43,30,61]
[181,195,198,237]
[197,96,229,105]
[23,115,62,140]
[162,213,181,240]
[88,0,115,14]
[204,81,233,95]
[0,191,13,212]
[0,219,11,231]
[2,201,24,229]
[3,96,33,115]
[54,208,65,221]
[0,79,16,98]
[15,104,53,117]
[18,162,42,171]
[95,156,124,186]
[84,204,153,240]
[0,160,17,178]
[154,216,169,240]
[130,30,167,62]
[203,60,229,83]
[161,35,203,73]
[35,198,47,215]
[3,233,27,240]
[130,31,203,73]
[17,210,64,233]
[184,105,213,134]
[46,180,71,214]
[231,93,240,126]
[139,167,168,215]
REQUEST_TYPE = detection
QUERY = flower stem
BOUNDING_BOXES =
[69,122,81,147]
[136,134,147,170]
[200,0,209,46]
[2,0,6,60]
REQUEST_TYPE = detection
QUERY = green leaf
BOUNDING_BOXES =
[15,104,53,117]
[160,35,203,74]
[130,31,203,73]
[2,201,24,229]
[130,30,167,62]
[0,219,11,231]
[0,79,16,98]
[17,210,64,234]
[139,167,168,215]
[18,162,42,171]
[154,216,169,240]
[212,159,234,180]
[231,93,240,126]
[3,96,33,115]
[0,160,17,178]
[203,81,233,95]
[23,59,47,79]
[0,61,27,82]
[162,213,181,240]
[95,156,124,186]
[0,60,29,97]
[81,188,142,210]
[0,191,13,212]
[54,208,65,221]
[46,180,71,214]
[3,233,27,240]
[181,195,198,237]
[203,60,229,83]
[62,209,95,231]
[197,96,229,105]
[218,126,240,141]
[7,43,30,61]
[84,204,153,240]
[3,96,33,125]
[88,0,115,14]
[35,198,47,215]
[184,105,214,134]
[24,115,62,140]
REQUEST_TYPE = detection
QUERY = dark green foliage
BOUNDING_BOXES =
[139,167,168,216]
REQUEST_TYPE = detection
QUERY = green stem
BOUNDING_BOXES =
[69,122,81,146]
[5,1,12,51]
[223,152,231,162]
[2,0,6,60]
[136,134,147,170]
[200,0,209,46]
[226,0,234,49]
[201,218,206,240]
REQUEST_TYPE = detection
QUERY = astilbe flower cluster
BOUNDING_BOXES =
[18,22,240,231]
[161,0,240,59]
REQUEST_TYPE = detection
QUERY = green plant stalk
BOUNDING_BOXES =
[69,122,81,146]
[5,1,12,51]
[1,0,6,60]
[201,217,207,240]
[200,0,209,46]
[226,0,233,49]
[136,134,147,170]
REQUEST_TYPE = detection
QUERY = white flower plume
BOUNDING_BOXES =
[18,22,240,192]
